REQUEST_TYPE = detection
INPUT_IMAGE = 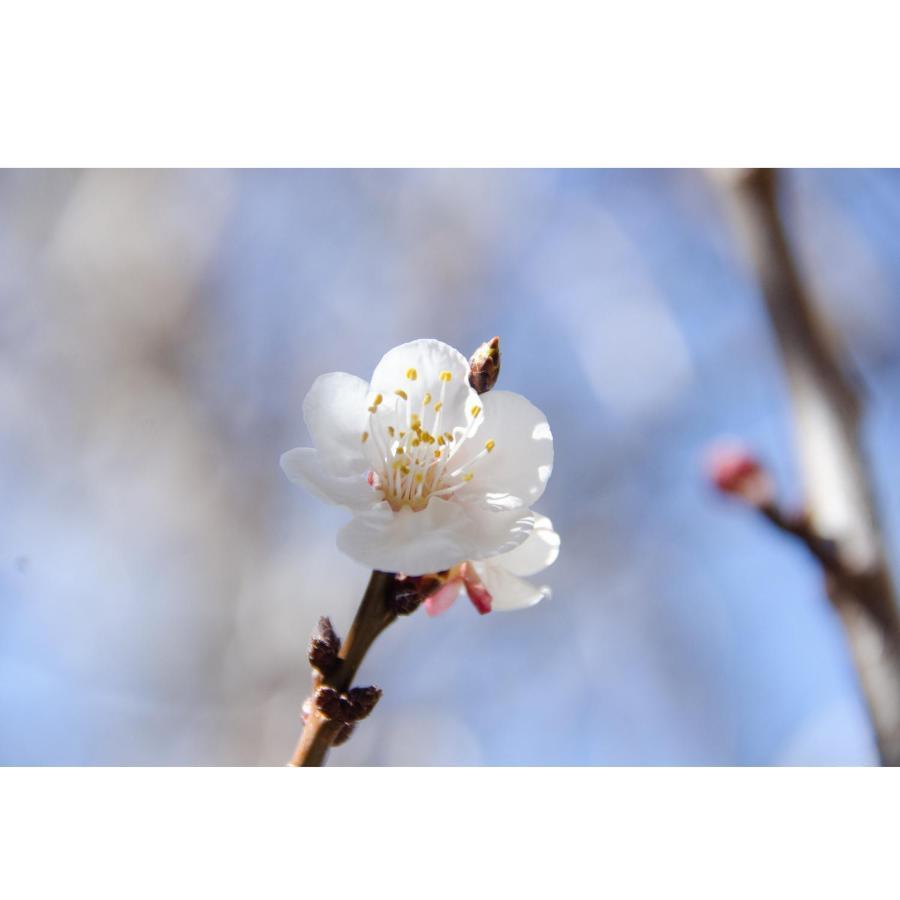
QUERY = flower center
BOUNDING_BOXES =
[359,368,495,511]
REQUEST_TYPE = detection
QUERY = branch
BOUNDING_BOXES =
[717,168,900,765]
[288,571,418,766]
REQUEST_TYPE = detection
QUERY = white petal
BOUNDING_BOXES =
[302,372,370,476]
[473,560,550,612]
[453,390,553,508]
[280,447,379,511]
[336,497,534,575]
[494,514,560,577]
[369,339,480,435]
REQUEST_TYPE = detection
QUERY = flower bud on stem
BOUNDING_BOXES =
[469,336,501,394]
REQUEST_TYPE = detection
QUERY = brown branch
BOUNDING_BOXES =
[720,168,900,765]
[288,571,402,767]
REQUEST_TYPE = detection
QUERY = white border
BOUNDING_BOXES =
[1,768,896,898]
[2,2,899,165]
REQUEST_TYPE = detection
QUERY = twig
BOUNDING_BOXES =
[288,571,407,767]
[719,168,900,765]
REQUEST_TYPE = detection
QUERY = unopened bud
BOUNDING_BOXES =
[314,684,383,724]
[308,616,341,675]
[347,686,382,720]
[704,441,773,507]
[315,686,354,723]
[469,336,501,394]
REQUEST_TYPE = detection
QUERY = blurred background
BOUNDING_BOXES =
[2,168,900,765]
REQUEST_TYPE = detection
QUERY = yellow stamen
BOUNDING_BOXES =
[439,371,452,382]
[406,368,418,380]
[387,426,395,437]
[433,402,443,412]
[423,392,432,405]
[414,472,424,483]
[462,472,474,482]
[485,439,495,452]
[471,405,482,417]
[361,431,369,443]
[395,389,408,400]
[437,435,446,446]
[434,449,442,459]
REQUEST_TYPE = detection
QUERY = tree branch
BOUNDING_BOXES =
[719,168,900,765]
[288,571,401,767]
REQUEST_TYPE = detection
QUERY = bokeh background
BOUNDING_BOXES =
[3,169,900,765]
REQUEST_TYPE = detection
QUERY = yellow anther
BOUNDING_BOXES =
[414,472,424,483]
[399,431,406,438]
[412,439,421,447]
[462,472,474,482]
[445,432,454,442]
[433,402,443,412]
[373,393,383,405]
[392,459,403,470]
[423,392,432,405]
[485,439,495,452]
[470,405,482,417]
[395,389,408,400]
[368,405,378,413]
[395,446,404,456]
[387,426,395,437]
[437,435,446,446]
[401,465,410,476]
[361,431,369,443]
[439,371,452,382]
[406,368,418,380]
[410,414,421,427]
[434,449,442,459]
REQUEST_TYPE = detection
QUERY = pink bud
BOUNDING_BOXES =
[460,562,493,615]
[704,441,772,506]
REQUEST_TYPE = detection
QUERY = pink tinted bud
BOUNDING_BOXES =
[460,562,493,615]
[704,441,772,505]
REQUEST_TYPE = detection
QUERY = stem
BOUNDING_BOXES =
[721,168,900,765]
[288,571,398,767]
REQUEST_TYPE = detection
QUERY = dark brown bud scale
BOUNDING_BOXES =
[347,686,382,720]
[308,616,341,675]
[315,684,383,724]
[468,336,501,394]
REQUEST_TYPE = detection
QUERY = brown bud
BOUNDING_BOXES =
[315,686,354,723]
[308,616,341,675]
[347,686,382,720]
[468,336,501,394]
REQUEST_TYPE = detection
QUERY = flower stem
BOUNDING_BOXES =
[288,571,398,767]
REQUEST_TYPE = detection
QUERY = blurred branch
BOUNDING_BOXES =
[719,168,900,765]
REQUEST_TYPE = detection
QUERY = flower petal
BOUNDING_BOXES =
[280,447,379,511]
[493,514,560,577]
[453,390,553,508]
[368,339,480,435]
[302,372,371,476]
[424,580,462,617]
[336,497,534,575]
[472,560,550,612]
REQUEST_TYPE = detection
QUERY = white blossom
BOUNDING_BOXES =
[424,515,561,615]
[281,339,554,576]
